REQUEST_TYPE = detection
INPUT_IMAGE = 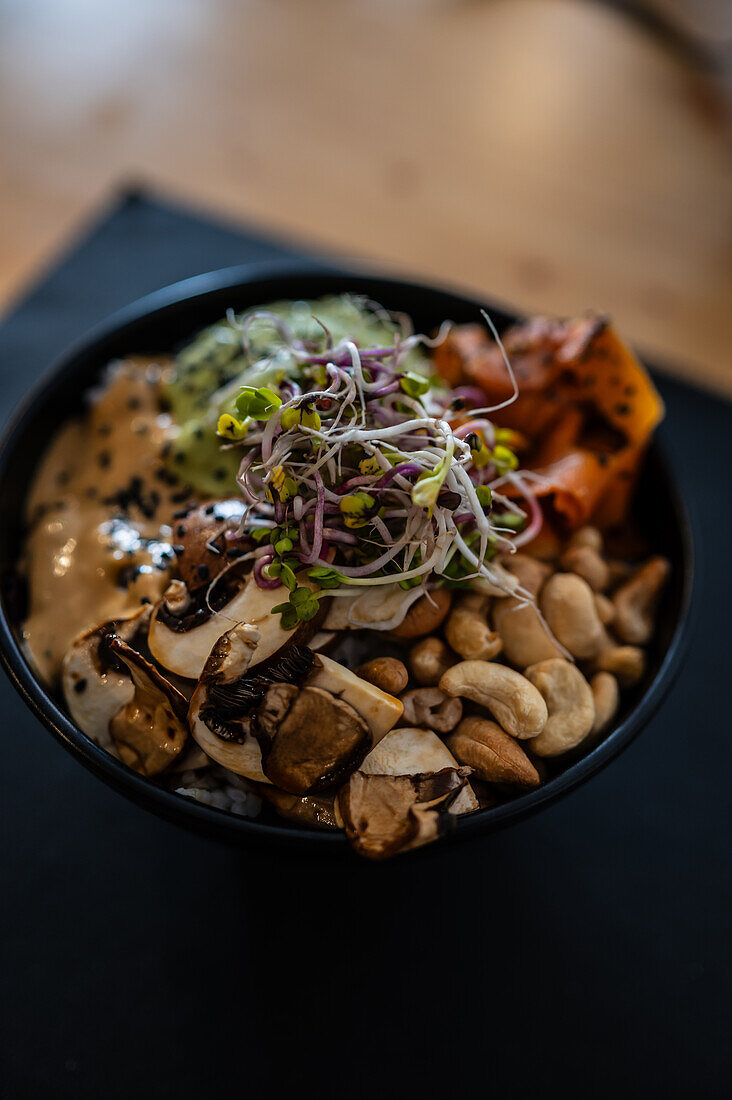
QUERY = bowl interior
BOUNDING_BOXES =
[0,268,692,847]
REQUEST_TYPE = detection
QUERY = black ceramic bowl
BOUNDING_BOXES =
[0,265,693,850]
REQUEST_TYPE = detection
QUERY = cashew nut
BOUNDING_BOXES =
[390,589,452,639]
[560,545,610,592]
[471,562,520,597]
[606,559,633,591]
[524,658,595,757]
[355,657,409,695]
[589,672,620,738]
[400,687,463,734]
[493,596,561,669]
[447,716,540,787]
[594,644,645,687]
[568,526,603,553]
[540,573,605,659]
[409,637,454,686]
[505,553,553,597]
[612,556,670,645]
[490,553,559,668]
[444,592,502,661]
[594,593,615,626]
[439,661,547,739]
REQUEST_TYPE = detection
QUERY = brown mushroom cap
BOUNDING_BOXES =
[107,637,189,776]
[169,500,245,593]
[254,683,371,795]
[337,767,471,860]
[257,786,339,830]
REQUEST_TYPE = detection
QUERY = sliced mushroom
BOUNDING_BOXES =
[337,767,471,860]
[360,726,478,814]
[61,605,151,755]
[189,629,404,792]
[307,654,404,742]
[323,582,426,632]
[400,687,463,734]
[148,571,325,680]
[188,623,270,782]
[106,636,189,775]
[256,786,339,830]
[255,683,370,793]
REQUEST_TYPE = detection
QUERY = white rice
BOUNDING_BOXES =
[170,765,263,818]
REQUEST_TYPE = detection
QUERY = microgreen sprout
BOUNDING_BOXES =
[202,297,539,605]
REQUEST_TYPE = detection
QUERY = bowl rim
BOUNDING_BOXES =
[0,261,695,850]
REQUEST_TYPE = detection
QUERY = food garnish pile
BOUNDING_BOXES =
[22,297,671,858]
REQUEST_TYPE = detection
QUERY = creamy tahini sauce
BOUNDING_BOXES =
[22,357,192,684]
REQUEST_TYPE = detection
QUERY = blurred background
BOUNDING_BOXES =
[1,0,730,392]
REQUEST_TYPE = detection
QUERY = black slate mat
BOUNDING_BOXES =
[1,190,729,1099]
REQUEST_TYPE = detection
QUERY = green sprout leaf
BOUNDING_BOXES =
[307,566,343,589]
[411,436,455,516]
[399,372,430,398]
[235,385,282,420]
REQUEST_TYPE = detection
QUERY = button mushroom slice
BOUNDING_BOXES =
[337,767,472,860]
[309,630,337,653]
[106,637,190,776]
[254,683,371,794]
[61,605,152,755]
[360,726,479,813]
[190,631,404,793]
[148,571,326,680]
[307,654,404,742]
[256,786,340,830]
[323,582,426,632]
[188,623,271,783]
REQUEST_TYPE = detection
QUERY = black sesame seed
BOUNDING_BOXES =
[176,524,187,537]
[96,451,111,469]
[73,678,87,694]
[140,596,151,605]
[197,564,210,580]
[214,468,226,481]
[128,396,141,410]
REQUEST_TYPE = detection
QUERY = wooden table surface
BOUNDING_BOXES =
[1,0,730,394]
